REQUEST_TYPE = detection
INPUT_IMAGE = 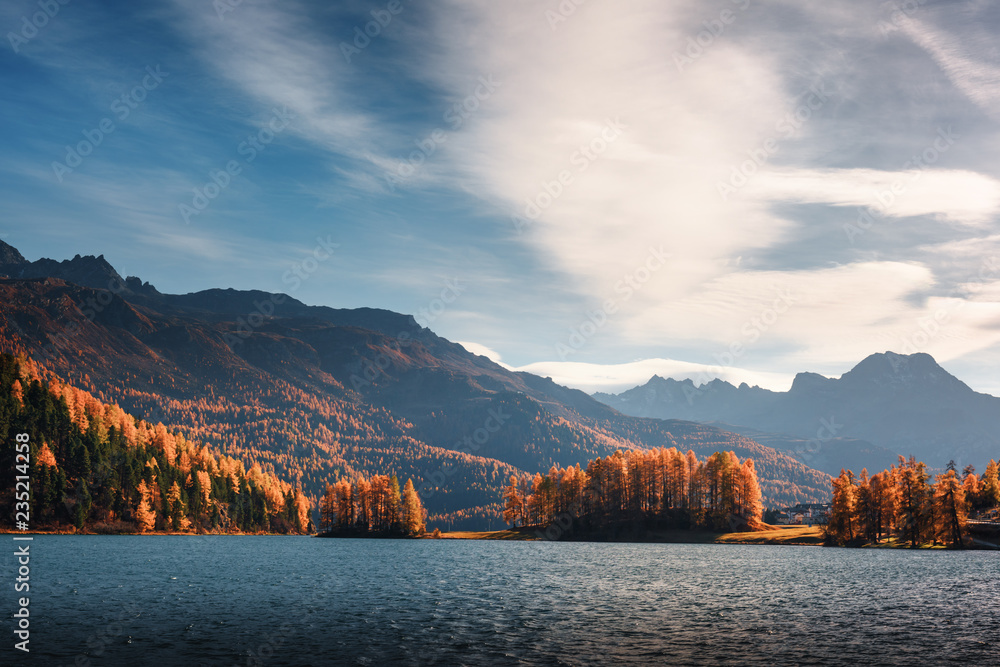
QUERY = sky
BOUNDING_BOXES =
[4,0,1000,395]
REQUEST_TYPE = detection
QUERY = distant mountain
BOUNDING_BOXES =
[706,424,901,478]
[0,239,26,266]
[0,239,139,293]
[0,242,833,525]
[594,352,999,473]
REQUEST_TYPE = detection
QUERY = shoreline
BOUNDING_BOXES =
[0,529,308,536]
[432,524,827,545]
[0,524,825,543]
[8,525,994,548]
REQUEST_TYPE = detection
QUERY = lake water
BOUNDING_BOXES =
[3,536,998,666]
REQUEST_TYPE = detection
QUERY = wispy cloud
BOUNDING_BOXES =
[745,167,1000,226]
[166,0,380,167]
[898,11,1000,120]
[7,0,1000,395]
[408,0,795,303]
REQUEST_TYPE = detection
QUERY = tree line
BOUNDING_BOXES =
[89,363,519,528]
[318,474,426,537]
[0,353,311,534]
[1,311,833,537]
[501,448,764,536]
[826,456,1000,547]
[599,417,831,506]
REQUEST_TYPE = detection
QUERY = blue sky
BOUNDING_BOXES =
[4,0,1000,394]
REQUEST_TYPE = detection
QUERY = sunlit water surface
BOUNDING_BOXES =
[4,536,998,666]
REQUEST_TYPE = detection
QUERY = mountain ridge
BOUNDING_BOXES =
[0,242,833,525]
[595,351,997,473]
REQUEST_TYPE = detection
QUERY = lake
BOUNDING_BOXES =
[4,536,998,666]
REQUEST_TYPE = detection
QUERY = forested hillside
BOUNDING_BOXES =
[0,244,835,529]
[0,353,311,533]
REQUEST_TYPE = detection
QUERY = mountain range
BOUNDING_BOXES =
[594,352,999,475]
[0,241,832,527]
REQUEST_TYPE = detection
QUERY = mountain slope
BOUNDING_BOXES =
[0,243,833,523]
[596,352,997,472]
[0,352,311,533]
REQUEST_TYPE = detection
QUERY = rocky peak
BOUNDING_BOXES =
[0,240,27,267]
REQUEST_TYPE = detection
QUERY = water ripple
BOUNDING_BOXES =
[5,536,999,666]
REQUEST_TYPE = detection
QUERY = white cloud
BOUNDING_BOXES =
[167,0,379,165]
[150,1,1000,395]
[511,358,793,394]
[507,260,1000,393]
[411,2,1000,332]
[898,13,1000,120]
[416,0,793,301]
[616,261,979,360]
[744,167,1000,226]
[456,341,507,365]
